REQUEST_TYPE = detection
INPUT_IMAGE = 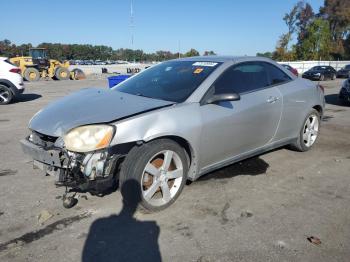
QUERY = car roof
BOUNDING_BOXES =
[172,55,276,64]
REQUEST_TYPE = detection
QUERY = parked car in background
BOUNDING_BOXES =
[302,66,336,81]
[339,78,350,104]
[336,64,350,78]
[21,56,324,212]
[0,57,24,104]
[281,64,299,77]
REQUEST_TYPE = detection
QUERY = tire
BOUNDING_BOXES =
[0,84,13,105]
[331,74,336,80]
[290,109,320,152]
[24,68,40,81]
[320,74,325,81]
[70,68,86,80]
[55,67,70,80]
[119,139,188,213]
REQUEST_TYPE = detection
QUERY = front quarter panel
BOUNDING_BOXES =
[110,103,202,178]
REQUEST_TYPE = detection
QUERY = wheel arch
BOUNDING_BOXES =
[0,79,17,95]
[144,135,199,180]
[312,105,323,117]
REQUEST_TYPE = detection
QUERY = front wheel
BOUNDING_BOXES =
[331,74,336,80]
[119,139,188,212]
[290,109,320,152]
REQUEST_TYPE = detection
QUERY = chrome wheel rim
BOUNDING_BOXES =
[0,88,10,103]
[303,114,319,147]
[141,150,183,206]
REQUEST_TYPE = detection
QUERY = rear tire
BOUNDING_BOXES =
[0,85,13,105]
[119,139,188,213]
[24,68,40,81]
[320,74,325,81]
[55,67,70,80]
[331,74,336,80]
[290,109,320,152]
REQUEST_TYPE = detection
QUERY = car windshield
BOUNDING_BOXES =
[311,66,326,71]
[344,65,350,70]
[115,61,221,102]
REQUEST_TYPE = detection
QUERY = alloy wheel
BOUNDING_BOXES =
[0,87,10,104]
[303,114,319,147]
[141,150,184,206]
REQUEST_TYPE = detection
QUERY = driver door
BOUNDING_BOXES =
[198,62,282,171]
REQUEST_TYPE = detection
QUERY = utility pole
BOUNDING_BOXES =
[130,0,135,63]
[178,40,181,58]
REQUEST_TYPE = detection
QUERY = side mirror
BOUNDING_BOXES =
[205,93,240,104]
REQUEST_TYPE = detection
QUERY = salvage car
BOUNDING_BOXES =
[21,56,325,212]
[336,64,350,79]
[302,65,336,81]
[0,57,24,104]
[339,78,350,104]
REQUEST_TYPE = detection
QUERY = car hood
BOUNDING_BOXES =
[29,88,174,137]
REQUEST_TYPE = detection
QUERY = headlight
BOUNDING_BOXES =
[64,125,115,153]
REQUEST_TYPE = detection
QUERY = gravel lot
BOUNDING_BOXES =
[0,78,349,262]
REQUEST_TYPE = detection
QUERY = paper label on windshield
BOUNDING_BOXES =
[192,62,218,67]
[193,68,204,74]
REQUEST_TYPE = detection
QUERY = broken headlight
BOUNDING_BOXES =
[64,125,115,153]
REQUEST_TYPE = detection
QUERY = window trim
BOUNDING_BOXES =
[200,61,293,105]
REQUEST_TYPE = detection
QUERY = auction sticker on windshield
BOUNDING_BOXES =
[193,68,204,74]
[192,62,218,67]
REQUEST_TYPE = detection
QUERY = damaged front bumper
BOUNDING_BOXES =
[20,132,122,194]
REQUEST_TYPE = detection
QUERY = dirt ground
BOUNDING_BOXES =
[0,78,349,262]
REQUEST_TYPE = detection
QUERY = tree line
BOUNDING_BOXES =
[261,0,350,61]
[0,39,216,62]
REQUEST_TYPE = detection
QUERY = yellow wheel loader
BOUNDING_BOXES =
[10,48,85,82]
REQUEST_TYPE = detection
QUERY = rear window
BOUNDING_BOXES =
[311,66,326,71]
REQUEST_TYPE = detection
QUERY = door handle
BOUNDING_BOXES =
[267,96,279,103]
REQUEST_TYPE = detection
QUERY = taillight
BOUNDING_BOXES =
[9,68,21,74]
[318,84,324,93]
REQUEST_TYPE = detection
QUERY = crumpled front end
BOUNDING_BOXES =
[20,130,121,194]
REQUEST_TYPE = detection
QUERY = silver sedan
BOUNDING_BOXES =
[21,56,325,212]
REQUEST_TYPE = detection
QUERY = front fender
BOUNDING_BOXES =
[110,103,202,179]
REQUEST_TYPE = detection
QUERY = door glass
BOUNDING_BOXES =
[213,62,270,95]
[264,63,292,85]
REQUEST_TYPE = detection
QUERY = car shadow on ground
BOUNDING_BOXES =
[325,94,342,106]
[13,93,42,103]
[197,156,269,182]
[82,179,161,262]
[325,94,350,107]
